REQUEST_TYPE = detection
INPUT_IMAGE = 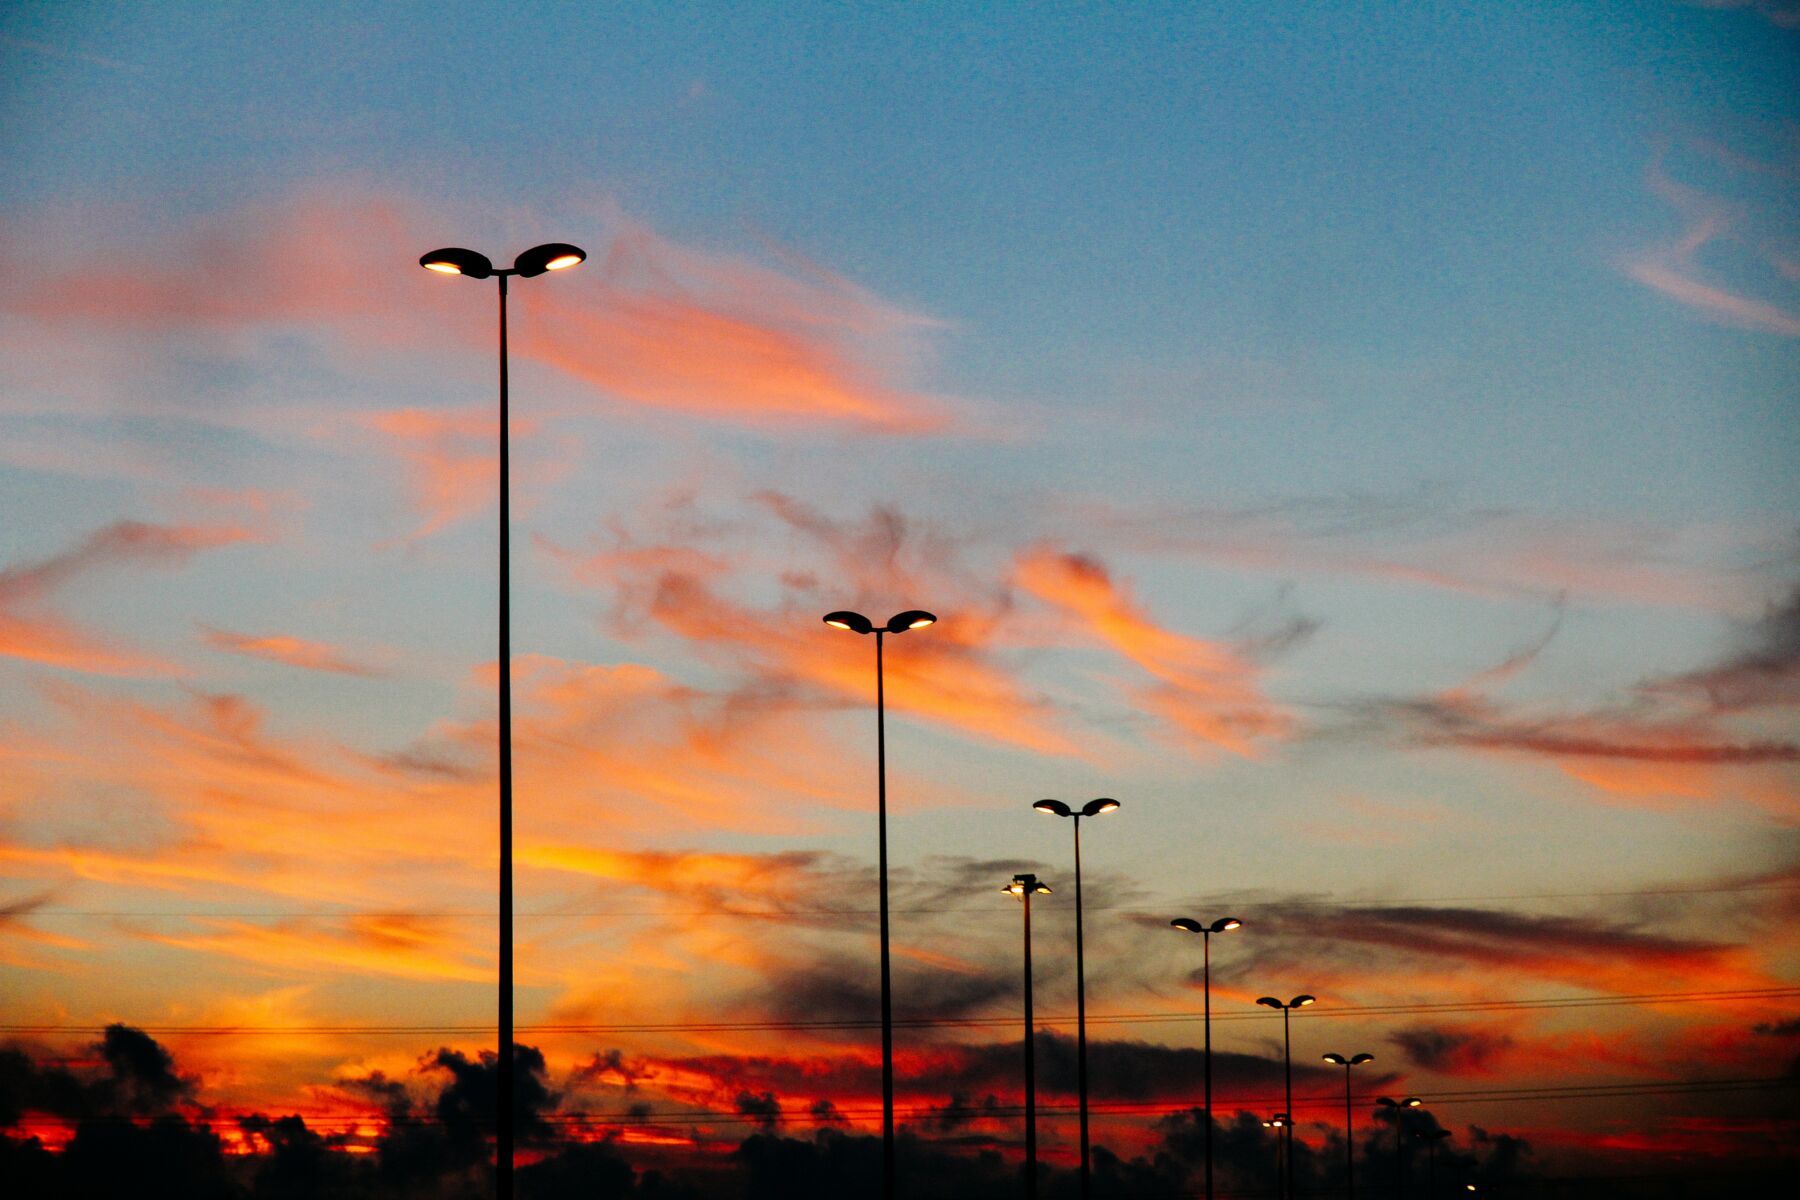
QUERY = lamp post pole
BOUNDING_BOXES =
[1376,1097,1422,1200]
[824,609,937,1200]
[1263,1115,1288,1200]
[1255,994,1316,1200]
[421,242,585,1198]
[1006,874,1052,1200]
[876,623,892,1193]
[1323,1053,1374,1200]
[1171,916,1242,1200]
[1032,797,1119,1200]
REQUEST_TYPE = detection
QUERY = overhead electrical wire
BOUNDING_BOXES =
[4,1075,1790,1132]
[3,986,1793,1037]
[17,875,1797,921]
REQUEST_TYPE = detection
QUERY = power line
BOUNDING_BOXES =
[17,878,1797,920]
[4,987,1792,1037]
[4,1075,1789,1132]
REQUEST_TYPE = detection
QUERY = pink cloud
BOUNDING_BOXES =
[1014,545,1295,756]
[199,627,387,677]
[1622,142,1800,336]
[1,189,957,440]
[0,519,257,676]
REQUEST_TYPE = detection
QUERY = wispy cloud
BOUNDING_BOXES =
[0,188,959,449]
[0,518,257,675]
[1622,139,1800,336]
[544,491,1080,755]
[200,626,387,677]
[146,914,490,983]
[1013,545,1299,757]
[1056,490,1777,613]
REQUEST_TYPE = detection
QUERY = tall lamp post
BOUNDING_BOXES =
[1170,916,1242,1200]
[420,241,585,1196]
[1322,1053,1374,1200]
[1376,1096,1422,1200]
[1005,873,1052,1200]
[1262,1114,1289,1200]
[1255,993,1316,1200]
[1032,797,1120,1200]
[823,608,937,1200]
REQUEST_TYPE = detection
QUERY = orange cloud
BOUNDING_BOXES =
[516,221,953,433]
[0,518,256,676]
[1014,546,1293,756]
[200,627,387,676]
[359,406,502,543]
[146,914,490,984]
[2,189,955,441]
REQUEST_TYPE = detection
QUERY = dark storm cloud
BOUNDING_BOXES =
[921,1091,1004,1131]
[755,952,1013,1028]
[1390,1025,1516,1074]
[808,1098,849,1126]
[0,1023,194,1125]
[1241,901,1735,976]
[1650,585,1800,713]
[341,1068,411,1116]
[573,1048,649,1092]
[429,1042,558,1146]
[0,1045,92,1124]
[1390,695,1800,763]
[632,1030,1310,1124]
[734,1089,781,1131]
[1034,1030,1333,1102]
[97,1023,193,1114]
[1362,584,1800,769]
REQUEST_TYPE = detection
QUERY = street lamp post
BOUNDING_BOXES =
[1322,1053,1374,1200]
[1032,797,1120,1200]
[823,609,937,1200]
[1170,916,1242,1200]
[1376,1096,1422,1200]
[1005,873,1053,1200]
[1255,994,1316,1200]
[420,241,585,1198]
[1262,1114,1289,1200]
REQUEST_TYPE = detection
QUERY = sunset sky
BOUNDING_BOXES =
[2,2,1796,1194]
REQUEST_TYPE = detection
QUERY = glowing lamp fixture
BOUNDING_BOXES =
[1377,1096,1423,1109]
[1257,994,1315,1009]
[822,609,936,635]
[1006,873,1052,897]
[418,243,586,280]
[1323,1052,1374,1066]
[419,247,494,277]
[1033,797,1119,818]
[1171,916,1242,935]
